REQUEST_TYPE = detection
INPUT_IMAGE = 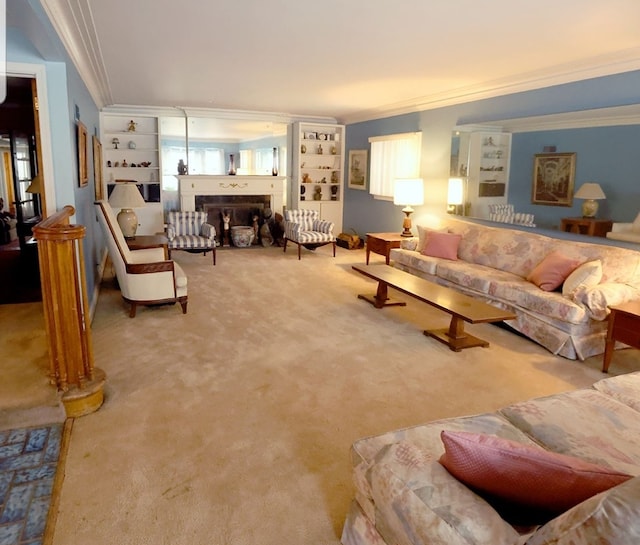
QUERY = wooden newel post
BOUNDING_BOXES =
[33,205,106,417]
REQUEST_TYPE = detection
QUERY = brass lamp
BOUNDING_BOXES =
[393,178,424,237]
[109,182,145,238]
[574,182,606,218]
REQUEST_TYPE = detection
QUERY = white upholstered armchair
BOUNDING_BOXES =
[283,209,336,260]
[166,211,217,265]
[96,201,188,317]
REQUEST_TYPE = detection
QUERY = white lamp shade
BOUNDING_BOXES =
[447,178,464,205]
[394,178,424,206]
[574,182,606,200]
[109,182,146,208]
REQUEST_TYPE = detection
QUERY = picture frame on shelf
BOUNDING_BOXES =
[531,152,576,206]
[92,135,104,200]
[348,149,367,190]
[77,121,89,187]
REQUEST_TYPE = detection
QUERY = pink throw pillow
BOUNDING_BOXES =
[439,430,631,514]
[526,251,580,291]
[421,231,461,261]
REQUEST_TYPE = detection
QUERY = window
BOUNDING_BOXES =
[254,148,273,175]
[368,132,422,199]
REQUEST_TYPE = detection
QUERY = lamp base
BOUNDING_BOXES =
[581,199,599,218]
[117,208,139,238]
[401,209,414,237]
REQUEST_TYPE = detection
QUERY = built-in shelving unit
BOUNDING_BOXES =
[289,122,345,233]
[101,114,163,234]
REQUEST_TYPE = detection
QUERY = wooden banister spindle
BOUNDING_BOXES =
[33,205,106,417]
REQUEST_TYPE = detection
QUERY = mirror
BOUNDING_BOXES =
[160,116,288,212]
[449,105,640,231]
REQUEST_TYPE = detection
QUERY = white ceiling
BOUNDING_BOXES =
[35,0,640,124]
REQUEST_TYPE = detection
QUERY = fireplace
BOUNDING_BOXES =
[179,175,286,245]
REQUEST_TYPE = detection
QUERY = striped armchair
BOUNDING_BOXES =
[283,209,336,260]
[166,211,217,265]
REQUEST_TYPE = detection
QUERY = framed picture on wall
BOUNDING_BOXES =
[348,149,367,190]
[531,152,576,206]
[77,121,89,187]
[92,135,103,200]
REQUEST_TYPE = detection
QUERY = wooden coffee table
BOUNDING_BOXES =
[352,264,516,352]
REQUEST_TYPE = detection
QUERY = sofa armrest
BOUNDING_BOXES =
[128,247,166,263]
[610,222,633,233]
[574,282,640,320]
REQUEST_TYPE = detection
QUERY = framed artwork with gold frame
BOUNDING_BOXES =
[531,152,576,206]
[92,135,103,199]
[78,121,89,187]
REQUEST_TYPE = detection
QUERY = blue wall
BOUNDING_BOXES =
[344,71,640,239]
[7,2,102,300]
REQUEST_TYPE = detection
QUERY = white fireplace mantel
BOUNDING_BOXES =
[178,175,286,213]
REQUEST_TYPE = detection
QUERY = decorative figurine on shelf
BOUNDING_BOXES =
[300,185,306,201]
[313,186,322,200]
[112,137,120,149]
[301,144,306,154]
[127,120,137,132]
[331,145,337,155]
[177,159,187,175]
[122,159,128,167]
[331,170,338,183]
[317,144,323,155]
[331,185,339,201]
[128,140,136,149]
[302,173,311,183]
[252,215,260,245]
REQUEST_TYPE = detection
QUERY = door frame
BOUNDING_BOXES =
[6,62,57,217]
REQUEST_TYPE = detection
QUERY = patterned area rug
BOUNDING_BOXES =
[0,423,67,545]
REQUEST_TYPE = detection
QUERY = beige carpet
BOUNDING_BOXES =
[5,245,638,545]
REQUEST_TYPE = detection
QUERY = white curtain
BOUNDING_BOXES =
[368,132,422,199]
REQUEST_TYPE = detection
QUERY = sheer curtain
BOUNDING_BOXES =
[368,132,422,199]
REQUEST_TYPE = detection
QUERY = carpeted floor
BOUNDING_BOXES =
[2,244,639,545]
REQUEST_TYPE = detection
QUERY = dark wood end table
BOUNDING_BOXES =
[126,234,169,258]
[603,300,640,372]
[560,217,613,238]
[365,232,406,265]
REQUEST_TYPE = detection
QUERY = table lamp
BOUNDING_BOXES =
[109,182,145,238]
[394,178,424,237]
[574,182,606,218]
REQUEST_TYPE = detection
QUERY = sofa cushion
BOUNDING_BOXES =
[527,251,580,291]
[439,430,631,514]
[422,231,461,260]
[500,389,640,476]
[593,371,640,413]
[525,476,640,545]
[562,260,602,297]
[437,261,521,295]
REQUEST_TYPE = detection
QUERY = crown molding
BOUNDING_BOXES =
[340,47,640,125]
[40,0,112,108]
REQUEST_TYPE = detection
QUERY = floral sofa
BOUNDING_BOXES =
[389,217,640,360]
[341,371,640,545]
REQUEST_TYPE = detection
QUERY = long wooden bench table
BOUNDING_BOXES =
[352,264,516,352]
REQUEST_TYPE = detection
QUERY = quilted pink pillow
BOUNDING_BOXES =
[526,251,580,291]
[421,231,462,260]
[439,430,631,513]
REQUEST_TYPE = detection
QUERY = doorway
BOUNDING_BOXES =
[0,76,42,304]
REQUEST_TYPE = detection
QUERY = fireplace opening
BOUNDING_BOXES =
[196,195,272,245]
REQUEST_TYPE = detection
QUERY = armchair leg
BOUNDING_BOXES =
[298,243,301,260]
[332,241,336,257]
[212,247,216,266]
[180,300,188,314]
[129,303,137,318]
[283,239,288,253]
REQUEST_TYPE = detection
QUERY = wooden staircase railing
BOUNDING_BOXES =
[33,205,106,417]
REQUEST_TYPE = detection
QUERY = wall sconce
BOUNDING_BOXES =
[108,182,146,238]
[393,178,424,237]
[447,177,464,215]
[574,182,606,218]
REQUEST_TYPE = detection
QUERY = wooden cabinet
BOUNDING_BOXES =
[101,113,163,235]
[289,122,345,233]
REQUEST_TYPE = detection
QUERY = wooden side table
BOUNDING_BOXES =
[602,300,640,372]
[560,217,613,238]
[126,234,168,258]
[365,232,405,265]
